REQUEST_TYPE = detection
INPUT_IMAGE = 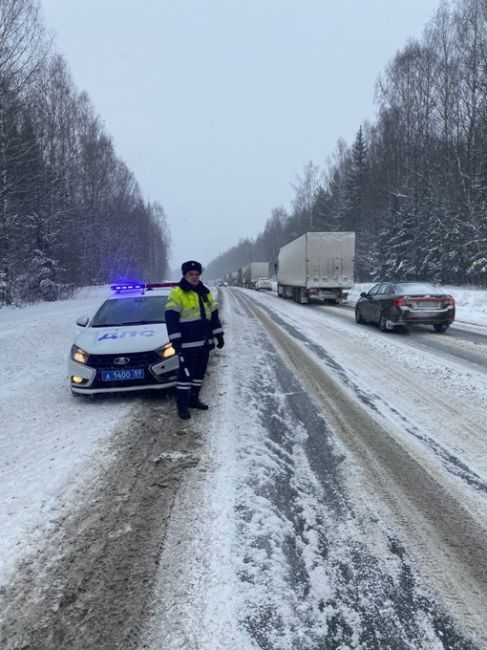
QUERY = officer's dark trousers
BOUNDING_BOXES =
[176,347,210,413]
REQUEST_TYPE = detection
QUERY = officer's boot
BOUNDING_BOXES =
[176,389,191,419]
[189,387,209,410]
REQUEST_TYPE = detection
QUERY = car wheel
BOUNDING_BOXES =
[379,311,389,332]
[355,306,365,324]
[433,323,449,333]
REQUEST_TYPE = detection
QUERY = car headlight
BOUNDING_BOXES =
[156,343,176,359]
[71,345,90,364]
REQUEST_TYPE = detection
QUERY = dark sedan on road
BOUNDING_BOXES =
[355,282,455,333]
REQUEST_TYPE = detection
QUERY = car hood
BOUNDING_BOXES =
[74,323,170,354]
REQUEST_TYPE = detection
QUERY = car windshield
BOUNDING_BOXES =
[91,296,168,327]
[394,282,443,296]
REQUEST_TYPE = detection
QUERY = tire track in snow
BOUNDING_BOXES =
[231,290,484,648]
[250,293,487,495]
[0,398,202,650]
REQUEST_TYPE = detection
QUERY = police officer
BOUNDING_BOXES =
[165,260,224,419]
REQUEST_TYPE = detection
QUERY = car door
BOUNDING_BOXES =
[360,284,381,320]
[372,283,393,322]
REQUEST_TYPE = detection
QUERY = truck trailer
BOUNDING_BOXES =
[243,262,270,288]
[277,232,355,304]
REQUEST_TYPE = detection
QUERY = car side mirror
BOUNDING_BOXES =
[360,292,367,298]
[76,316,89,327]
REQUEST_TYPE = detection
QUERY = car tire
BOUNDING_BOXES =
[355,307,365,324]
[379,311,389,332]
[433,323,449,333]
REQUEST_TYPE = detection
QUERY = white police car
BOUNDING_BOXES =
[68,282,179,395]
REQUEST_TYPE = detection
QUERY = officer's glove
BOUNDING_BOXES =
[216,335,224,349]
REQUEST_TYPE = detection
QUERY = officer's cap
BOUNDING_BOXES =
[182,260,202,275]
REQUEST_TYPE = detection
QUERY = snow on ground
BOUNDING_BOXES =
[255,284,487,492]
[0,282,485,592]
[0,285,135,585]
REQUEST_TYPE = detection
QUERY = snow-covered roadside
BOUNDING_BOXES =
[0,286,135,585]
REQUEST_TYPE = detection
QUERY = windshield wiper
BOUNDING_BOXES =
[118,320,164,326]
[91,320,164,327]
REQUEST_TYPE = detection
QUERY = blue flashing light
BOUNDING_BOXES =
[110,281,146,293]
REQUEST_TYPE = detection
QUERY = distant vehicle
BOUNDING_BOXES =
[277,232,355,303]
[354,281,455,332]
[255,277,273,291]
[68,282,179,395]
[242,262,270,288]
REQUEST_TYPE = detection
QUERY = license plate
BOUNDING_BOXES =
[413,301,440,310]
[101,369,145,381]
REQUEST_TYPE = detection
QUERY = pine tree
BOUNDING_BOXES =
[340,126,371,279]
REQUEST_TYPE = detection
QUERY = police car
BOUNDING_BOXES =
[68,282,179,395]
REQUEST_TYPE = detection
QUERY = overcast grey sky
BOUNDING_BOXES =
[42,0,441,270]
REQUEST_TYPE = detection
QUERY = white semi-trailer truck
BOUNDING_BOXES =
[243,262,270,288]
[277,232,355,304]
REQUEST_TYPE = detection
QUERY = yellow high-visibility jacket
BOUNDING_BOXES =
[165,280,223,350]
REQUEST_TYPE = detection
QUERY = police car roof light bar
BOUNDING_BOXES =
[110,282,146,293]
[146,282,179,289]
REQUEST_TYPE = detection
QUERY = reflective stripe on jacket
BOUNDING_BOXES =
[165,284,223,349]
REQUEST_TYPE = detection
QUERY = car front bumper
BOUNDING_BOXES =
[68,353,179,394]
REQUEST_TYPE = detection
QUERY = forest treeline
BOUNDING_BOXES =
[2,0,487,304]
[0,0,170,305]
[207,0,487,287]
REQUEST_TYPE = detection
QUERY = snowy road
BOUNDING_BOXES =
[142,288,487,649]
[1,287,486,649]
[232,290,487,641]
